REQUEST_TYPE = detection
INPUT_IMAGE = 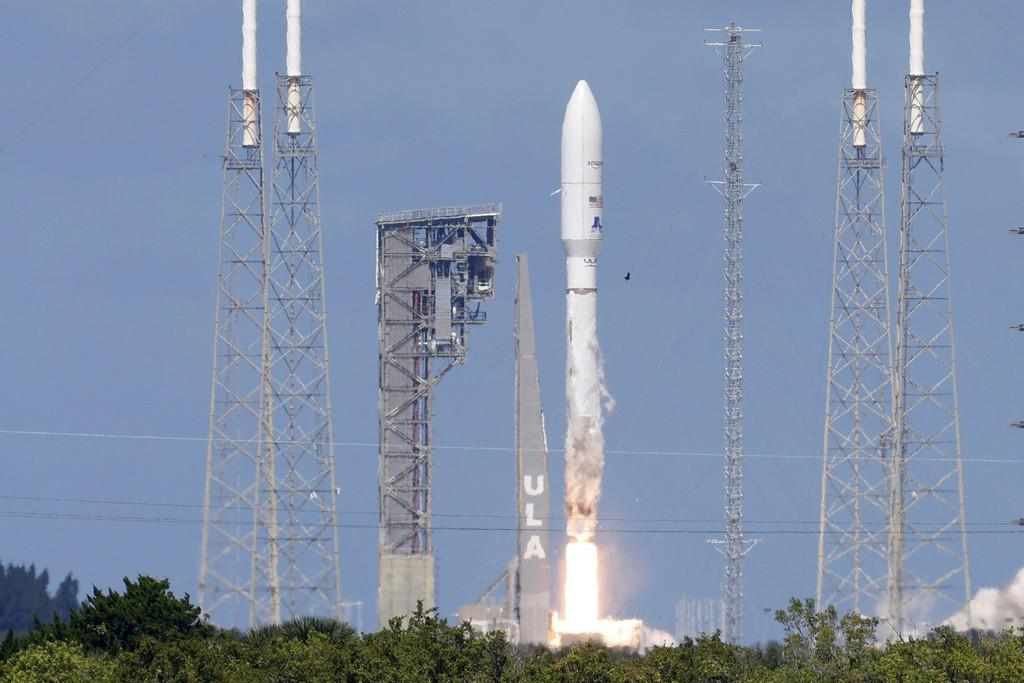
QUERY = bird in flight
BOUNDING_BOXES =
[624,272,631,281]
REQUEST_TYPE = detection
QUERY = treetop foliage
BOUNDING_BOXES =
[2,576,1023,682]
[0,560,78,636]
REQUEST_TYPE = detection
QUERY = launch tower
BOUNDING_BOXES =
[376,204,500,625]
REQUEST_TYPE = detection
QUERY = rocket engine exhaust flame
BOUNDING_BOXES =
[562,541,599,629]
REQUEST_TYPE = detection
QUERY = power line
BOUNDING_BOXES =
[0,428,1021,464]
[1,494,1016,530]
[0,508,1020,537]
[0,0,174,155]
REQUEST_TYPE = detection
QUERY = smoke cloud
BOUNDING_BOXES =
[564,292,613,541]
[946,567,1024,632]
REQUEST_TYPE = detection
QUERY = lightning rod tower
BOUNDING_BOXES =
[890,0,971,633]
[817,0,895,616]
[200,0,279,626]
[200,0,345,627]
[263,2,343,620]
[705,22,760,646]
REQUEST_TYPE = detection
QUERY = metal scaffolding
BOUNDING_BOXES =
[376,204,500,626]
[705,23,760,646]
[200,87,279,626]
[891,73,971,633]
[264,73,342,621]
[817,88,895,615]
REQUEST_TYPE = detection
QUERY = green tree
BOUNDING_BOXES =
[53,575,211,654]
[353,602,508,682]
[112,632,252,683]
[0,640,113,683]
[0,561,78,635]
[773,597,878,681]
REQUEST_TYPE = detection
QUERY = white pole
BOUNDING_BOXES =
[852,0,868,148]
[287,0,302,77]
[909,0,925,135]
[242,0,258,147]
[851,0,867,90]
[242,0,258,90]
[286,0,303,135]
[909,0,925,76]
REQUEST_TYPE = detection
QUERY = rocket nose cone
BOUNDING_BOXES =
[563,80,600,127]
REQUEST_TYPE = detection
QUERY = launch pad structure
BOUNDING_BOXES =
[376,204,500,626]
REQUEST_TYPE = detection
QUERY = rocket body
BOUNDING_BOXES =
[561,81,606,542]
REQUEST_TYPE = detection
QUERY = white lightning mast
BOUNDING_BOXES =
[891,0,972,633]
[817,0,895,617]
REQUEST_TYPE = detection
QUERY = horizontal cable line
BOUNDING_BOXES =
[0,494,1017,529]
[0,428,1020,464]
[0,509,1021,538]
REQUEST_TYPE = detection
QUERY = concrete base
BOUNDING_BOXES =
[378,553,435,627]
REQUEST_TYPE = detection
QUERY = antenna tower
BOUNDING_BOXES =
[705,22,760,645]
[890,67,971,632]
[817,0,895,615]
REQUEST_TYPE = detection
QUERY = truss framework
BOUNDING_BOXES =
[376,205,499,624]
[265,74,343,620]
[200,74,344,627]
[817,89,895,616]
[705,23,760,646]
[200,88,280,626]
[891,73,971,633]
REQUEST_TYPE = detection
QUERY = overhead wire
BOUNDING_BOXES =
[0,0,174,155]
[0,493,1018,530]
[0,427,1021,464]
[0,508,1020,538]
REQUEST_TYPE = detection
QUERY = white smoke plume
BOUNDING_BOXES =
[564,291,614,541]
[946,567,1024,632]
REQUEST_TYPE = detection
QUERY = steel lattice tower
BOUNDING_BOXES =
[816,86,895,614]
[705,23,760,645]
[890,71,971,633]
[264,72,343,621]
[376,205,499,626]
[200,86,280,626]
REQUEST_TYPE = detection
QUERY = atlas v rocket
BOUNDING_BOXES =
[561,80,606,542]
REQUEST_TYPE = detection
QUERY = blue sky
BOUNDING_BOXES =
[1,0,1022,643]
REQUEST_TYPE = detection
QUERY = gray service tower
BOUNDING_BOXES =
[376,205,500,626]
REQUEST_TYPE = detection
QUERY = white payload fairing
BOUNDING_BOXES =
[561,80,606,542]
